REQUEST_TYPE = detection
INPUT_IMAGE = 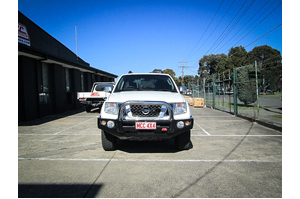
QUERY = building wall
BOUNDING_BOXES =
[18,55,115,122]
[18,11,117,123]
[18,56,39,121]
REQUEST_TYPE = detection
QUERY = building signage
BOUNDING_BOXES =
[18,23,30,46]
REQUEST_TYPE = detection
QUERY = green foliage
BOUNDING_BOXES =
[247,45,282,92]
[197,45,282,92]
[246,45,281,68]
[198,46,249,83]
[152,68,182,86]
[198,53,227,76]
[236,65,257,105]
[228,46,248,67]
[152,69,162,73]
[162,68,176,78]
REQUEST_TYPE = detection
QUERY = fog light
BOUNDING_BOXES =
[177,121,184,129]
[107,121,115,128]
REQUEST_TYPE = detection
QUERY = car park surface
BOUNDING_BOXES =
[18,107,282,198]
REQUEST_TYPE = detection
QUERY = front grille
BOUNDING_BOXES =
[131,105,161,117]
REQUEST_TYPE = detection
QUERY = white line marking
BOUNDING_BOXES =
[192,116,234,117]
[18,157,110,161]
[194,121,210,135]
[18,157,280,163]
[18,134,100,136]
[54,117,95,135]
[67,116,98,118]
[192,135,282,137]
[18,134,281,137]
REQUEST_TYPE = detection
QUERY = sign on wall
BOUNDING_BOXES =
[18,23,30,46]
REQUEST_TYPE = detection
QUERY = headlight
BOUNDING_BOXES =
[107,121,115,128]
[104,102,119,115]
[173,103,187,115]
[177,121,184,129]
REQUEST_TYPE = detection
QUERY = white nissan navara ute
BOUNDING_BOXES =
[98,73,194,151]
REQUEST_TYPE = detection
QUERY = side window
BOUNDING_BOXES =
[115,78,124,92]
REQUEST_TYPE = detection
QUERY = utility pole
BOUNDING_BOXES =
[178,61,189,86]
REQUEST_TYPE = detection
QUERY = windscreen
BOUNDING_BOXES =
[95,84,113,92]
[114,75,177,93]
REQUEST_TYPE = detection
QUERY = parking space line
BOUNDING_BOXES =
[194,121,210,135]
[192,134,282,137]
[193,116,234,117]
[18,134,100,136]
[67,116,99,118]
[18,157,280,163]
[54,117,96,135]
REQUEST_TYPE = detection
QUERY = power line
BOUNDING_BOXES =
[245,23,282,48]
[205,0,248,55]
[189,0,237,59]
[185,22,281,76]
[231,1,282,48]
[210,0,257,54]
[216,0,271,53]
[179,0,281,76]
[183,0,224,60]
[224,0,277,49]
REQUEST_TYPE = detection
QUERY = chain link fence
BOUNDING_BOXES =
[185,62,282,128]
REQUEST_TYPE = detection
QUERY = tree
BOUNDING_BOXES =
[183,75,194,89]
[216,46,247,74]
[198,54,227,76]
[152,69,162,73]
[247,45,281,67]
[228,46,248,67]
[157,68,181,87]
[247,45,282,93]
[162,69,176,78]
[236,65,257,105]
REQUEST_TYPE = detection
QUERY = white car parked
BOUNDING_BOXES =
[98,73,194,151]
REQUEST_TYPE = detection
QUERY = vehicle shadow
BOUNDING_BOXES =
[18,108,85,126]
[116,139,193,153]
[18,183,102,198]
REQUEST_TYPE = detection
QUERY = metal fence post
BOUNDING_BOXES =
[213,74,216,109]
[233,68,237,115]
[255,61,260,119]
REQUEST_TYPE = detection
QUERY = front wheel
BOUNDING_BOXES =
[85,105,91,113]
[175,130,191,150]
[101,130,116,151]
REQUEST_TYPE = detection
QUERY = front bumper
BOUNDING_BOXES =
[98,117,193,140]
[98,101,193,140]
[79,98,105,107]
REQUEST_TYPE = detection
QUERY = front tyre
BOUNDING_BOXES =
[85,105,91,113]
[101,130,116,151]
[175,130,191,150]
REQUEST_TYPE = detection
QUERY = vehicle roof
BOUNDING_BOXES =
[94,82,114,84]
[120,73,171,76]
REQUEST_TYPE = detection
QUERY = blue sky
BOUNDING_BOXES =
[18,0,282,78]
